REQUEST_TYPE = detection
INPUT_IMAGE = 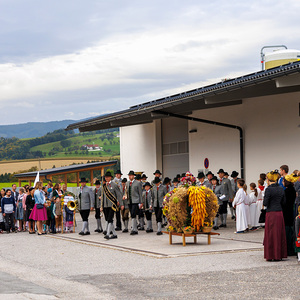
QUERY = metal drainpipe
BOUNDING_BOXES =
[156,111,244,179]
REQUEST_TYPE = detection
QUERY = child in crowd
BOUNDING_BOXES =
[295,206,300,263]
[257,179,265,228]
[53,197,62,233]
[243,184,250,230]
[142,182,153,233]
[1,189,16,233]
[249,183,258,230]
[65,204,74,233]
[49,198,56,234]
[16,187,25,231]
[25,187,36,234]
[232,179,248,233]
[0,188,5,233]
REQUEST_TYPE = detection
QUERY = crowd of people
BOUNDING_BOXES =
[0,165,300,263]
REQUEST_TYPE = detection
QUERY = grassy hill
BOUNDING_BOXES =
[29,131,120,158]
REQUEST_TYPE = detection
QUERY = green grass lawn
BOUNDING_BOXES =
[30,132,120,158]
[0,182,95,189]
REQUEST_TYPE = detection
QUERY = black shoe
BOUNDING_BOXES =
[137,225,141,229]
[156,231,163,235]
[95,229,101,233]
[231,216,236,220]
[122,229,129,233]
[213,226,219,230]
[130,231,138,235]
[103,231,107,235]
[219,224,226,228]
[110,235,118,239]
[138,227,145,231]
[79,231,85,235]
[146,229,153,233]
[104,235,110,240]
[115,227,121,231]
[84,231,90,235]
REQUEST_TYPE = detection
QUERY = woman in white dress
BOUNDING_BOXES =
[232,179,248,233]
[249,183,259,230]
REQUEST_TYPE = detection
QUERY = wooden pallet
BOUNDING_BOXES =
[162,231,220,246]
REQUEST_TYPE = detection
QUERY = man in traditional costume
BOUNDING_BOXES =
[78,178,94,236]
[125,171,143,235]
[101,171,123,239]
[151,177,167,235]
[217,169,233,228]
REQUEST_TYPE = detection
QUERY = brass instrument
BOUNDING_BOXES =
[67,200,77,211]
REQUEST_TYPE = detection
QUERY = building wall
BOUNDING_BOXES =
[189,91,300,184]
[162,117,189,178]
[120,120,162,177]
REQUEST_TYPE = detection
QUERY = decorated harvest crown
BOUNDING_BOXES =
[284,173,300,183]
[266,170,280,182]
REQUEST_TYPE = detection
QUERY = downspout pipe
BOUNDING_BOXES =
[155,110,244,179]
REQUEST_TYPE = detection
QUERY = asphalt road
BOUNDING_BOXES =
[0,215,298,299]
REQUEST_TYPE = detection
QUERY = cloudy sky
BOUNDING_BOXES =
[0,0,299,125]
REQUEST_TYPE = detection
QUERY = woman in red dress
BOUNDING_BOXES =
[263,170,287,261]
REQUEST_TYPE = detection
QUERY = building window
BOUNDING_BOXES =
[163,141,189,156]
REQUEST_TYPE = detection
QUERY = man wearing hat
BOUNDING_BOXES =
[100,171,123,239]
[125,171,143,235]
[113,170,123,231]
[94,180,103,233]
[142,182,153,233]
[163,177,172,193]
[230,171,240,220]
[217,169,233,228]
[170,178,179,191]
[78,178,94,236]
[120,178,130,232]
[141,174,148,187]
[206,171,214,186]
[151,170,163,186]
[196,172,212,189]
[151,177,167,235]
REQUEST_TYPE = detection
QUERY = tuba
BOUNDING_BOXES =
[67,200,77,211]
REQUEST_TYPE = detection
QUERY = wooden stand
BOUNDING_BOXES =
[162,231,220,247]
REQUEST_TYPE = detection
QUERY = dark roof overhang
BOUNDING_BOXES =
[67,61,300,132]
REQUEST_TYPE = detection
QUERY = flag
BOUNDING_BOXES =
[33,171,40,187]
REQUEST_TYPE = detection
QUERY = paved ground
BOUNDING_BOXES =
[0,213,299,299]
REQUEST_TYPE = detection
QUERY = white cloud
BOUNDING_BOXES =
[0,0,300,124]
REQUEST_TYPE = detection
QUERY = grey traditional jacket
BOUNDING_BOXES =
[219,178,233,201]
[101,181,123,209]
[126,180,142,204]
[94,187,101,209]
[78,186,94,210]
[151,184,167,208]
[212,184,223,205]
[142,189,152,210]
[230,178,239,196]
[196,180,212,189]
[112,177,122,191]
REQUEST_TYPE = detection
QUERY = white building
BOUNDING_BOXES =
[67,60,300,184]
